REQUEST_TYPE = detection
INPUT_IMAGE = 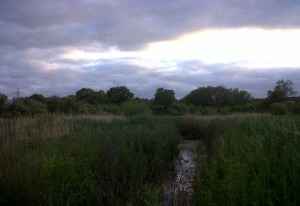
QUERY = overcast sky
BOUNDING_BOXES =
[1,0,300,99]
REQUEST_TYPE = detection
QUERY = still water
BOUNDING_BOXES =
[163,140,199,205]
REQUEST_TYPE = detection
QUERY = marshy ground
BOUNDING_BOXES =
[0,114,299,205]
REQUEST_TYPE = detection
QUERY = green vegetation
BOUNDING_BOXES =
[0,79,299,118]
[0,115,180,205]
[0,79,300,205]
[191,116,300,205]
[0,114,300,205]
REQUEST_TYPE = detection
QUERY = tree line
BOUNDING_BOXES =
[0,79,299,118]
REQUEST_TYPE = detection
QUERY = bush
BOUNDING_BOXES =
[202,107,217,115]
[103,104,121,115]
[121,101,150,116]
[230,104,256,113]
[168,103,187,116]
[26,99,48,115]
[291,102,300,115]
[270,102,288,115]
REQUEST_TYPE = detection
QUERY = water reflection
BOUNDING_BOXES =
[163,140,199,205]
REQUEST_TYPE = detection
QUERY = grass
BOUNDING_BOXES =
[1,114,299,205]
[0,115,180,205]
[193,115,300,205]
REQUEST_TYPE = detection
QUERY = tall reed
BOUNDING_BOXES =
[0,115,180,205]
[194,116,300,205]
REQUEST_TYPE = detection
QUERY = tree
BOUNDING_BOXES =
[182,86,252,107]
[25,99,48,115]
[29,93,47,104]
[85,90,109,105]
[107,86,134,104]
[0,92,8,117]
[61,96,78,114]
[153,88,176,109]
[75,88,95,102]
[47,96,63,113]
[267,79,297,103]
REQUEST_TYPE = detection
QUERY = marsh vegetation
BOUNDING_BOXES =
[0,114,299,205]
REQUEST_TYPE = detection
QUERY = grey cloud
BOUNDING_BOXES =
[1,0,300,99]
[1,55,300,100]
[1,0,300,50]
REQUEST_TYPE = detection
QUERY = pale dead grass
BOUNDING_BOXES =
[0,114,126,144]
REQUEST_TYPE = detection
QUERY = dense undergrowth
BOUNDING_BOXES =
[0,115,180,205]
[184,116,300,206]
[1,114,299,205]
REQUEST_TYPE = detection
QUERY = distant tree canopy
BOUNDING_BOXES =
[107,86,134,104]
[153,88,176,108]
[152,88,176,115]
[267,79,297,103]
[75,88,95,102]
[182,86,252,107]
[28,93,47,104]
[1,80,299,118]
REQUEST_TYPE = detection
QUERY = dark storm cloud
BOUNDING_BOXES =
[1,0,300,50]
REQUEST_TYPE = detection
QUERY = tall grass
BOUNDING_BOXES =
[193,116,300,205]
[2,114,298,205]
[0,115,180,205]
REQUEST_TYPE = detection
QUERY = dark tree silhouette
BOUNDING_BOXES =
[267,79,297,103]
[107,86,134,104]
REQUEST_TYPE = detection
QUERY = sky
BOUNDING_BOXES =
[1,0,300,100]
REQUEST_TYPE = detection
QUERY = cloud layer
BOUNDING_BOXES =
[0,0,300,99]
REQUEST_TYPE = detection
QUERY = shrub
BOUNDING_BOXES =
[270,102,288,115]
[230,104,256,113]
[103,104,121,115]
[202,107,217,115]
[121,101,150,116]
[291,102,300,115]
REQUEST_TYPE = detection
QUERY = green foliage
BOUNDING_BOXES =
[292,102,300,114]
[143,185,162,206]
[102,104,121,115]
[230,103,256,113]
[0,92,8,117]
[202,107,218,115]
[270,102,288,115]
[175,118,228,157]
[46,96,63,113]
[85,90,109,105]
[193,116,300,205]
[153,88,176,108]
[25,99,48,115]
[121,101,150,116]
[75,88,95,102]
[107,86,134,104]
[76,102,97,114]
[267,79,297,103]
[61,96,78,114]
[0,116,180,205]
[8,99,30,117]
[183,86,252,107]
[28,93,47,104]
[168,103,187,116]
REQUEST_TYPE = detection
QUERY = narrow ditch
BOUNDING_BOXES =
[162,140,199,205]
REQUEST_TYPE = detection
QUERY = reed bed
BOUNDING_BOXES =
[193,115,300,205]
[0,115,180,205]
[1,114,299,205]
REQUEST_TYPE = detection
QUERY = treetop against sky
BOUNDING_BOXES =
[0,0,299,99]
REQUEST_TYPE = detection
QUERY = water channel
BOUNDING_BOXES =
[162,140,199,205]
